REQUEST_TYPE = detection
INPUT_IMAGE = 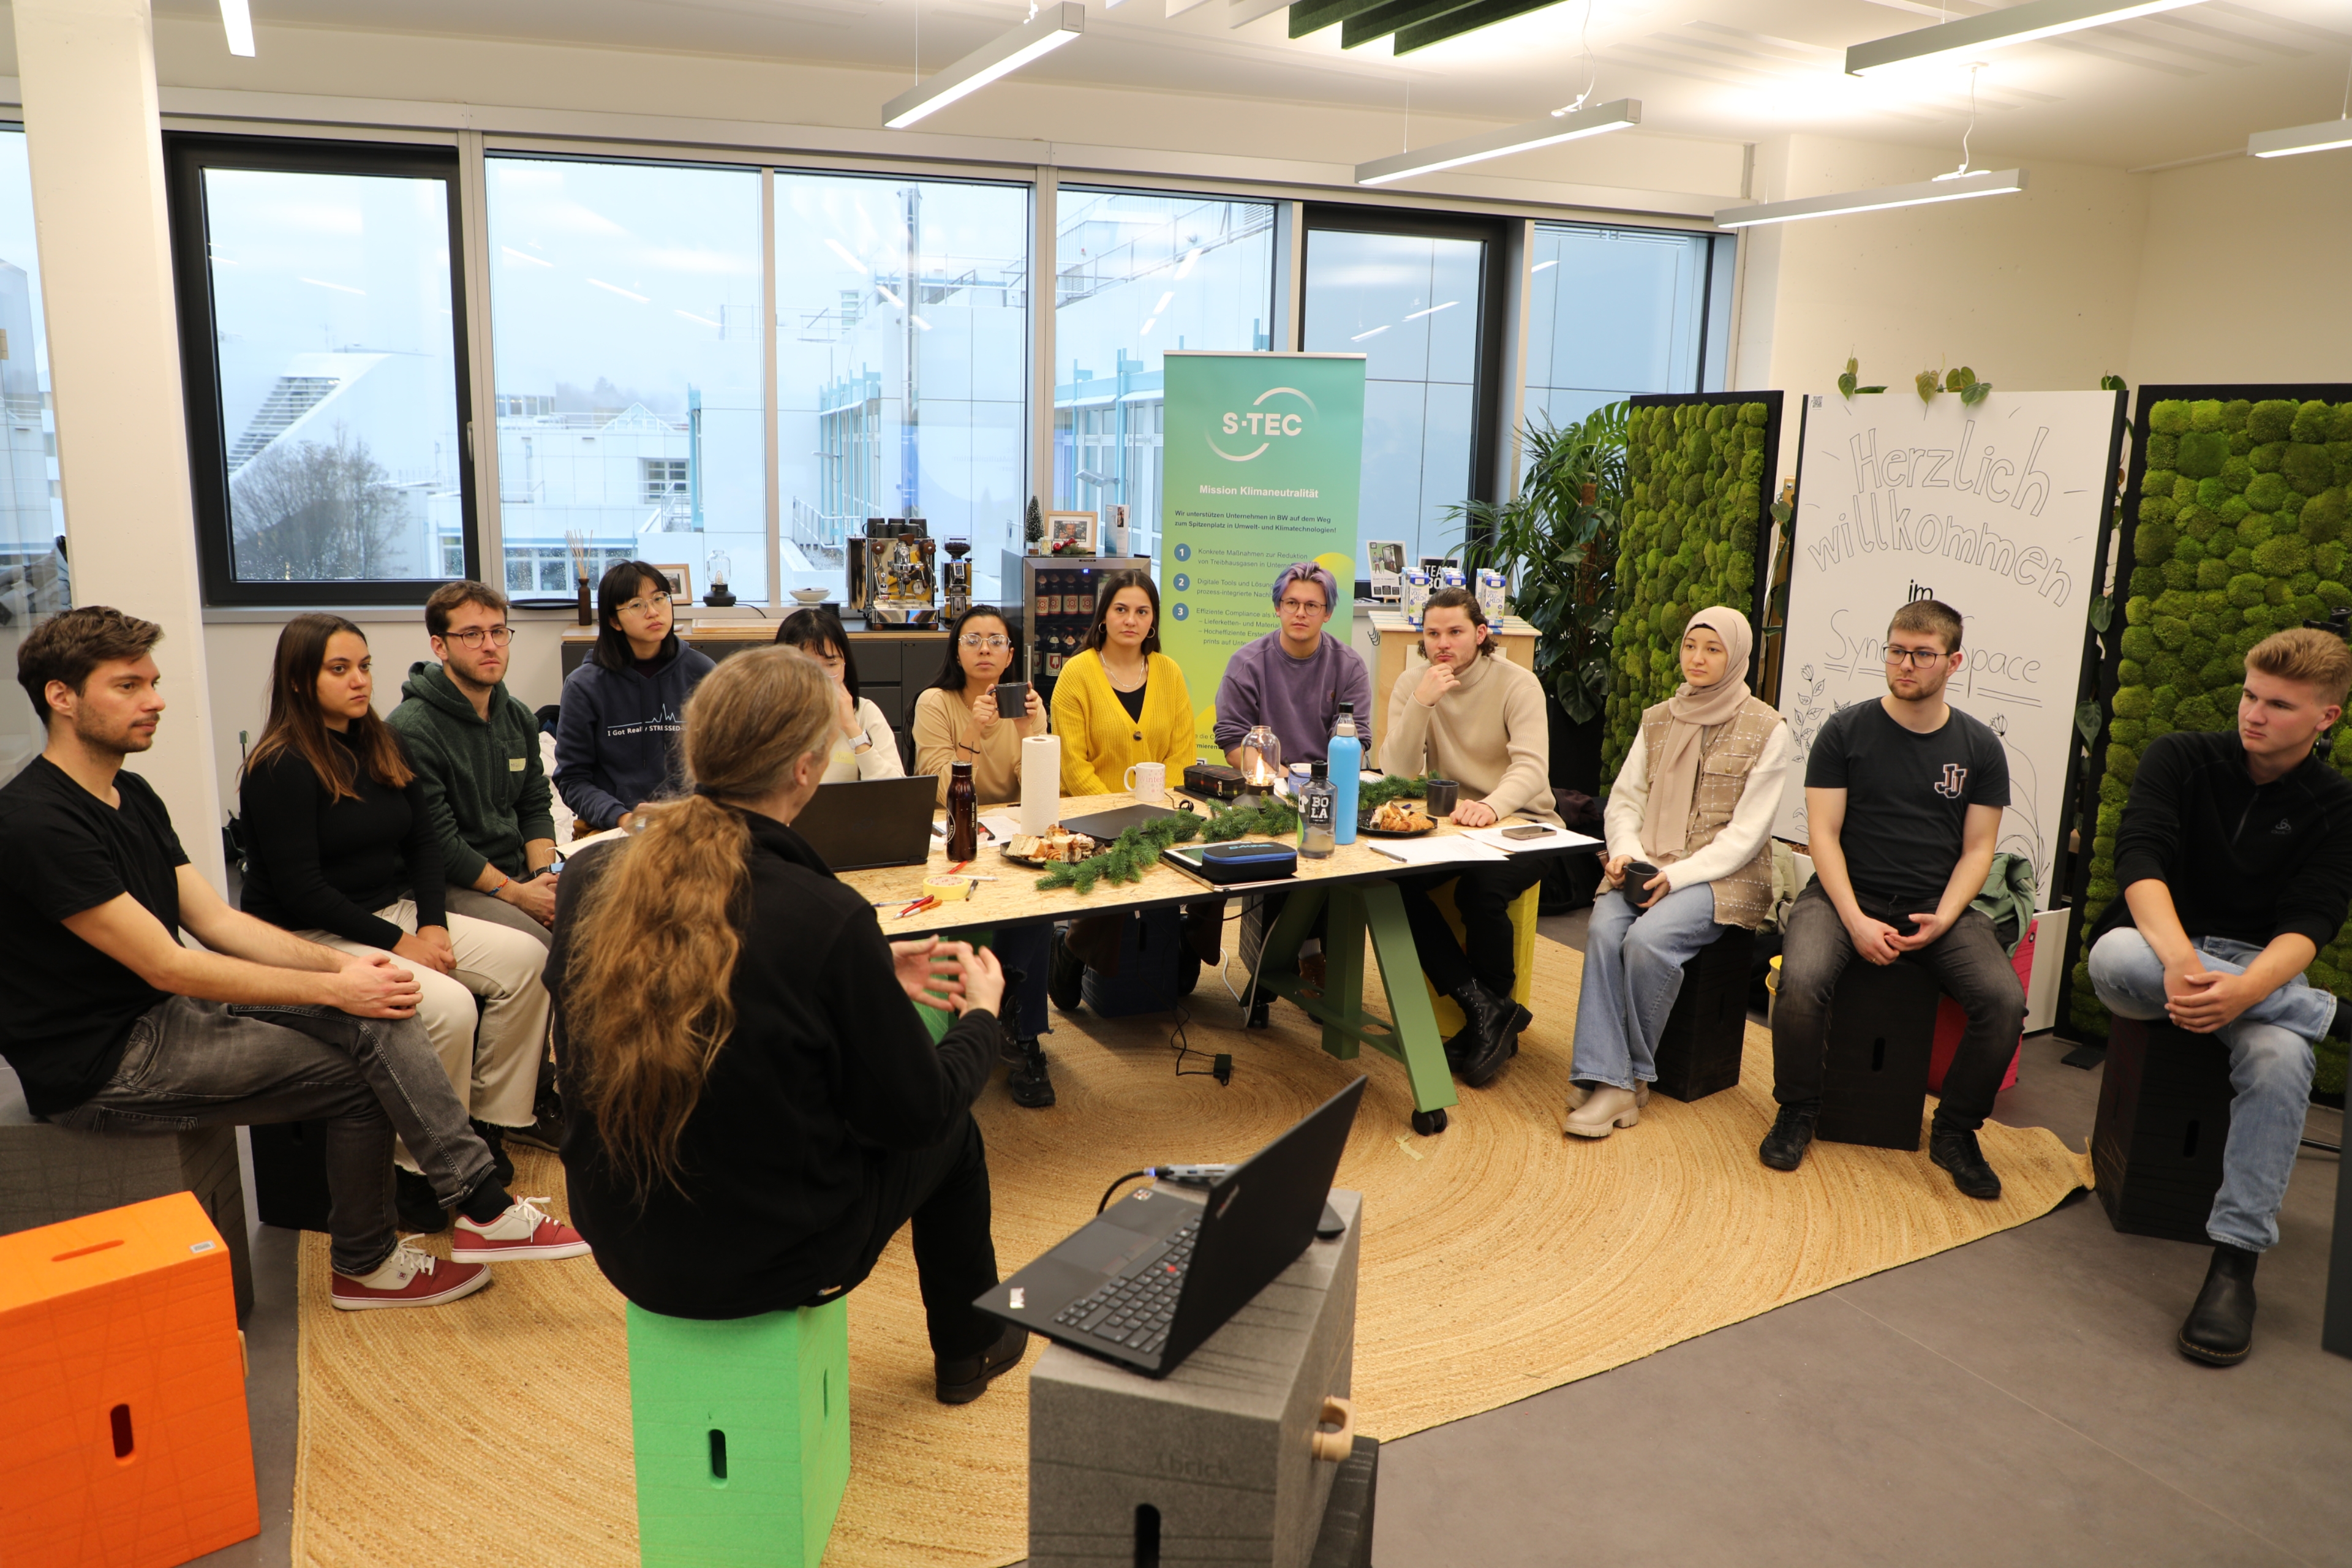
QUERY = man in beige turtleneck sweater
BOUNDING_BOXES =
[1381,589,1559,1088]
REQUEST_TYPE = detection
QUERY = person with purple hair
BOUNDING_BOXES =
[1213,562,1372,767]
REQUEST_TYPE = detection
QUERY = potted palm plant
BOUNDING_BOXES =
[1448,401,1630,793]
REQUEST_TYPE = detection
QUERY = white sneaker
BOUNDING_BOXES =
[1564,1084,1643,1139]
[1565,1079,1651,1112]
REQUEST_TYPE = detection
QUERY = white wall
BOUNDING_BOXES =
[2124,150,2352,388]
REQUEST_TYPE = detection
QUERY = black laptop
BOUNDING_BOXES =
[974,1076,1365,1378]
[790,775,939,870]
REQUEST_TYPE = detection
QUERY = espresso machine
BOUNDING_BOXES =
[847,518,940,626]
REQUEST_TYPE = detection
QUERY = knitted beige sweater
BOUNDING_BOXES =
[1381,650,1561,826]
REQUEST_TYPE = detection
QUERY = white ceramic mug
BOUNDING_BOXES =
[1125,761,1167,804]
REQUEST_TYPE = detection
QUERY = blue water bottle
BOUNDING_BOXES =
[1329,702,1362,845]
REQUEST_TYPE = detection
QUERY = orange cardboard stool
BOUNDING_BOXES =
[0,1191,259,1566]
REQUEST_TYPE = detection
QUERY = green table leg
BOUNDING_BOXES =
[1250,878,1459,1131]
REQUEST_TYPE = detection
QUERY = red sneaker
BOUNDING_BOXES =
[450,1196,593,1262]
[331,1241,492,1311]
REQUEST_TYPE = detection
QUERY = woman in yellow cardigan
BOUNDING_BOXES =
[1047,569,1221,1010]
[1051,570,1196,794]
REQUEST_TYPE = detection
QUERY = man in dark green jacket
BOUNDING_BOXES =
[388,582,560,951]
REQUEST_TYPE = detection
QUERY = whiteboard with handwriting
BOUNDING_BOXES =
[1773,390,2122,903]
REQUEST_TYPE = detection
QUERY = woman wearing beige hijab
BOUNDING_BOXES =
[1565,606,1792,1139]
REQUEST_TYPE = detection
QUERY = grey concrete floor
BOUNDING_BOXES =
[197,911,2350,1567]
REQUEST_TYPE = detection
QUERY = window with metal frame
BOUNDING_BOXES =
[165,135,479,606]
[1523,222,1733,430]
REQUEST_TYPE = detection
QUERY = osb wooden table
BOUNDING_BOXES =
[834,793,1596,1136]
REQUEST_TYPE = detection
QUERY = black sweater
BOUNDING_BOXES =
[2104,728,2352,951]
[238,732,445,949]
[548,807,998,1320]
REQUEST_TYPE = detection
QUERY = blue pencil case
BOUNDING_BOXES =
[1185,842,1298,884]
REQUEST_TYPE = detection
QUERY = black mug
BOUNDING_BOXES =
[1425,778,1460,816]
[993,680,1030,719]
[1621,861,1660,898]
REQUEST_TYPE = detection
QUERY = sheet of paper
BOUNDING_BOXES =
[1363,835,1510,868]
[979,813,1022,843]
[1456,822,1604,856]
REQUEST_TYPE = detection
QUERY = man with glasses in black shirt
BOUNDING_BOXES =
[1763,598,2025,1198]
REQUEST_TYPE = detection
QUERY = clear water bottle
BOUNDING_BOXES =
[1328,703,1362,845]
[1298,760,1336,860]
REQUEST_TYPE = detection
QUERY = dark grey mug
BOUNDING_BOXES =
[1425,778,1460,816]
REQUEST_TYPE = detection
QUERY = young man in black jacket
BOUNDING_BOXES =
[2088,627,2352,1365]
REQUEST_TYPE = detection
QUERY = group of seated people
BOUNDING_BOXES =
[0,565,2335,1382]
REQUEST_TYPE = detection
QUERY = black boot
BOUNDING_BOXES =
[1447,979,1518,1088]
[394,1167,449,1234]
[1006,1038,1056,1107]
[1758,1103,1817,1172]
[1047,929,1085,1013]
[2178,1243,2260,1365]
[469,1119,516,1186]
[1445,1001,1531,1072]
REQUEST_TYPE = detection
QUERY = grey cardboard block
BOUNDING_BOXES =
[1029,1188,1361,1568]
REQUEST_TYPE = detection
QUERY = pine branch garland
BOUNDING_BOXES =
[1033,813,1202,892]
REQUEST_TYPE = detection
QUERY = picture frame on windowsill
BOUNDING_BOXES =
[1044,511,1098,555]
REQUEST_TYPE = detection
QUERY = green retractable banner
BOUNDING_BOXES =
[1159,350,1366,758]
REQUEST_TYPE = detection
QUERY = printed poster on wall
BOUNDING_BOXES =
[1159,351,1366,758]
[1774,389,2125,903]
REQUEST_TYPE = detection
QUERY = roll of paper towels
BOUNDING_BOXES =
[1020,734,1061,835]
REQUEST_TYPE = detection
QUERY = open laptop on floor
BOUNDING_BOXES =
[974,1076,1366,1378]
[790,775,939,871]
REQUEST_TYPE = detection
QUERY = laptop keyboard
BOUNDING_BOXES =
[1052,1214,1200,1358]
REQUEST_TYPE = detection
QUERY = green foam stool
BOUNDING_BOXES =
[626,1296,851,1567]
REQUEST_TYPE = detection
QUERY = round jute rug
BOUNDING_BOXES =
[290,939,2087,1567]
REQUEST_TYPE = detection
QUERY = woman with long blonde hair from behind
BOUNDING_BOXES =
[546,647,1028,1404]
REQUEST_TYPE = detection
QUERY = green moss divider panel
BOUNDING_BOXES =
[2065,386,2352,1095]
[1603,391,1784,780]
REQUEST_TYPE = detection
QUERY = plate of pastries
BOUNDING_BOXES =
[1357,799,1437,837]
[1002,826,1101,867]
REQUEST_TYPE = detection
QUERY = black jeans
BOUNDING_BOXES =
[1770,881,2025,1131]
[824,1113,1000,1360]
[52,997,496,1276]
[1393,858,1550,998]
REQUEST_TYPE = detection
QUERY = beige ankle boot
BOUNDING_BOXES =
[1565,1079,1651,1112]
[1564,1084,1643,1139]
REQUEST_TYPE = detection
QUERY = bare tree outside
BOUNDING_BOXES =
[230,426,407,581]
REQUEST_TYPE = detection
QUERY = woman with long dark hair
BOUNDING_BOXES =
[913,603,1056,1107]
[240,614,565,1238]
[775,606,905,780]
[554,559,716,834]
[1050,569,1194,796]
[549,648,1026,1404]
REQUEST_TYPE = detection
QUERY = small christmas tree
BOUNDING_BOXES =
[1024,496,1044,553]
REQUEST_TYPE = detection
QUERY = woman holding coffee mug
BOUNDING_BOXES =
[911,605,1048,805]
[1566,605,1790,1139]
[1051,570,1195,797]
[913,605,1056,1109]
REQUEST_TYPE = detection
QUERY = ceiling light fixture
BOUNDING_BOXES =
[219,0,255,56]
[1354,98,1640,187]
[881,4,1085,129]
[1714,168,2027,228]
[2250,55,2352,158]
[1845,0,2199,75]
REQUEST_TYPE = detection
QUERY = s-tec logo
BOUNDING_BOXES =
[1934,764,1967,799]
[1210,385,1316,462]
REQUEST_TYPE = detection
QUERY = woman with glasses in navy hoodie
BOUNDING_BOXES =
[555,561,717,835]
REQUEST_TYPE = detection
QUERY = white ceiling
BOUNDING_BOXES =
[161,0,2352,171]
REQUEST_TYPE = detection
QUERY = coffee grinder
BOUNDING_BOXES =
[943,533,973,617]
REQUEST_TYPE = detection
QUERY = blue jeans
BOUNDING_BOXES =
[1572,883,1724,1090]
[2087,927,2325,1253]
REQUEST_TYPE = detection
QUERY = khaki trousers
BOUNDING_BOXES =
[301,900,550,1168]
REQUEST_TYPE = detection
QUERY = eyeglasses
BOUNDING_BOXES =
[620,594,671,616]
[443,627,514,648]
[1278,598,1327,614]
[960,633,1012,651]
[1883,647,1948,668]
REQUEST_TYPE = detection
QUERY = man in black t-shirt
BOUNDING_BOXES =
[1764,599,2027,1197]
[0,607,586,1310]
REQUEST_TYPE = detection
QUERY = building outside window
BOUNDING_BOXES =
[1522,222,1733,430]
[774,172,1029,605]
[485,156,766,602]
[1052,187,1276,562]
[0,126,66,780]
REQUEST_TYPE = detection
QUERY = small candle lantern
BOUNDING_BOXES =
[1241,725,1283,794]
